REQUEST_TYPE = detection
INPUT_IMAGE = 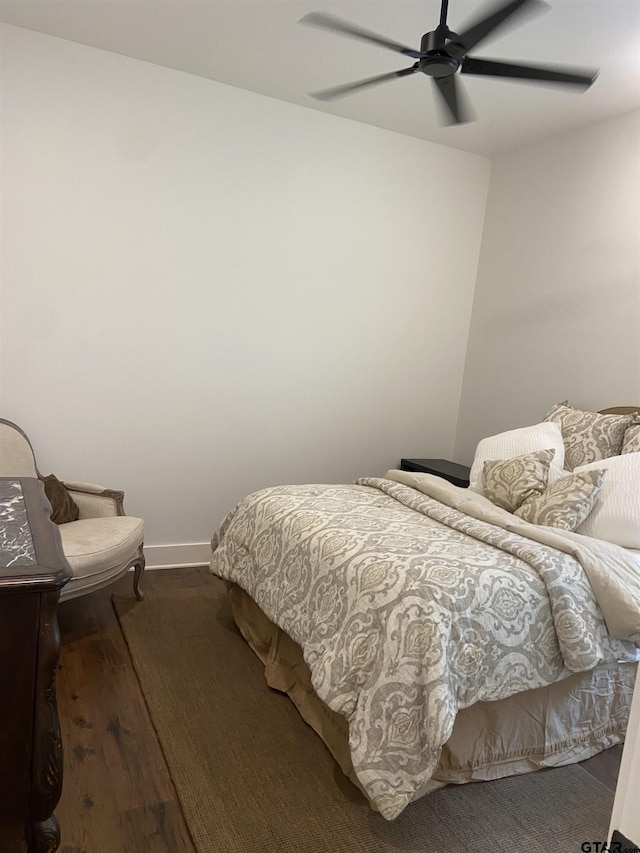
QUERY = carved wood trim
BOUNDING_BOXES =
[27,590,63,853]
[598,406,640,414]
[132,545,146,601]
[99,489,126,515]
[25,815,59,853]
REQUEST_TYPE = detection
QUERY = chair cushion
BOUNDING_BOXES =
[57,516,144,579]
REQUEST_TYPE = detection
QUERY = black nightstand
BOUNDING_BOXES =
[400,458,470,488]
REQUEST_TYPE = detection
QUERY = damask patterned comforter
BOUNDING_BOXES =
[209,472,640,819]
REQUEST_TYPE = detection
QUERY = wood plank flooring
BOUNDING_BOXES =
[55,568,211,853]
[49,566,622,853]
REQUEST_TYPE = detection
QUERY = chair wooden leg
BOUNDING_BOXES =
[132,548,145,601]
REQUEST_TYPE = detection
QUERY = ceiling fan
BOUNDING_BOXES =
[299,0,598,125]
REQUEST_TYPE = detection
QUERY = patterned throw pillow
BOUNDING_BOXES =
[621,420,640,455]
[469,421,565,494]
[514,469,605,531]
[543,402,635,471]
[482,449,555,513]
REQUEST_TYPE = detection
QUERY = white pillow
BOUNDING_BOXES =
[469,422,565,494]
[575,452,640,549]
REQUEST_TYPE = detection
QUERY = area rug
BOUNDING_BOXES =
[113,580,614,853]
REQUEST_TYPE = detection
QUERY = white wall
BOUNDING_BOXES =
[609,671,640,846]
[0,25,491,561]
[454,110,640,464]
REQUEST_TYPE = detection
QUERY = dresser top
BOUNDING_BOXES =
[0,478,70,590]
[0,479,37,569]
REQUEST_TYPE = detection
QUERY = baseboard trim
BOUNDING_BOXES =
[143,542,211,570]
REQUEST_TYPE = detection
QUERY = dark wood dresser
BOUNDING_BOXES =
[399,458,470,487]
[0,477,71,853]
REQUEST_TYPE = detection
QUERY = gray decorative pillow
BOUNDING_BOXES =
[621,419,640,455]
[482,448,555,513]
[543,401,635,471]
[514,469,605,531]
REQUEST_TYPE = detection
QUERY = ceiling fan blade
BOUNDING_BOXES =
[461,56,598,87]
[299,13,422,59]
[447,0,548,58]
[310,65,420,101]
[431,75,472,125]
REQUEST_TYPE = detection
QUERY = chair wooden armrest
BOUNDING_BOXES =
[63,481,126,519]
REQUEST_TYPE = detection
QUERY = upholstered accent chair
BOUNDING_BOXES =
[0,418,144,602]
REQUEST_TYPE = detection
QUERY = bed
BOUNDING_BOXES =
[209,403,640,820]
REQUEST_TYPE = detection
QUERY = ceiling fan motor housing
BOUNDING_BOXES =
[419,28,461,78]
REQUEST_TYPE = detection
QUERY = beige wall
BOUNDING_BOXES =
[5,28,637,558]
[0,25,491,559]
[454,110,640,464]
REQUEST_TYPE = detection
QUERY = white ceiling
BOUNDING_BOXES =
[1,0,639,156]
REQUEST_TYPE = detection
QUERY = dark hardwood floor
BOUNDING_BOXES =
[54,567,211,853]
[46,566,622,853]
